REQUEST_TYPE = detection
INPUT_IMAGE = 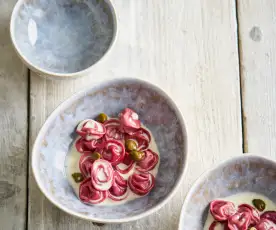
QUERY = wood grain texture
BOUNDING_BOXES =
[0,1,28,230]
[29,0,243,229]
[237,0,276,158]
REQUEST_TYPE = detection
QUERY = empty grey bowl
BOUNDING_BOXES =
[179,155,276,229]
[32,78,188,223]
[10,0,117,79]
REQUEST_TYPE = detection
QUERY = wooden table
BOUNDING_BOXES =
[1,0,275,229]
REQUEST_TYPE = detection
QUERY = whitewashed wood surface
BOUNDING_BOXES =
[0,1,28,230]
[237,0,276,158]
[29,0,242,229]
[1,0,276,229]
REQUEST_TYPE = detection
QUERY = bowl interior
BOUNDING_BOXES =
[179,155,276,230]
[12,0,115,74]
[33,79,187,222]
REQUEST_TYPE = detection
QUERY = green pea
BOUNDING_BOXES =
[72,172,84,183]
[252,199,266,211]
[130,150,145,162]
[125,139,138,151]
[97,113,108,123]
[91,152,101,160]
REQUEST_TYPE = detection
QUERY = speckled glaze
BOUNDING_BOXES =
[178,155,276,230]
[10,0,116,79]
[32,78,188,223]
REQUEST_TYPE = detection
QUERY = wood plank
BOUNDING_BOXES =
[237,0,276,158]
[29,0,243,229]
[0,1,28,229]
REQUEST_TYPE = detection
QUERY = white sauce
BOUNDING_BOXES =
[203,192,276,230]
[65,124,160,206]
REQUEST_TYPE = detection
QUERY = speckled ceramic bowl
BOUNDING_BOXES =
[179,154,276,230]
[32,78,188,223]
[10,0,116,79]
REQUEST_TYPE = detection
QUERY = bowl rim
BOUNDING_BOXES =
[32,77,188,223]
[10,0,118,78]
[178,154,276,229]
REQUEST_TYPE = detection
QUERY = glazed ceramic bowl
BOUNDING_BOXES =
[179,154,276,229]
[10,0,116,79]
[32,78,188,223]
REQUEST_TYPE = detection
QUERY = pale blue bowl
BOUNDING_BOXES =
[10,0,117,79]
[179,155,276,230]
[32,78,188,223]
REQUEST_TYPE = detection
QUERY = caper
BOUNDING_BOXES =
[130,150,145,162]
[91,152,101,160]
[97,113,108,123]
[252,199,266,211]
[72,172,84,183]
[125,139,138,151]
